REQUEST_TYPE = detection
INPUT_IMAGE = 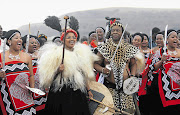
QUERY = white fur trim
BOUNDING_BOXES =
[38,42,99,92]
[134,50,145,74]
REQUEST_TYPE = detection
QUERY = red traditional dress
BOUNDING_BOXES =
[0,54,36,114]
[155,50,180,107]
[147,48,180,114]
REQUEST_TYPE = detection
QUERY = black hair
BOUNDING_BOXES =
[176,30,180,34]
[80,36,88,43]
[4,29,21,46]
[132,32,144,42]
[95,27,105,33]
[36,37,44,47]
[22,35,38,49]
[152,27,160,35]
[110,21,124,33]
[88,31,96,37]
[141,33,149,42]
[52,36,60,42]
[155,31,164,39]
[167,29,176,38]
[38,34,47,41]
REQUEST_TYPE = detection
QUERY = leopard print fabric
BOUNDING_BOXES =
[97,38,139,109]
[109,88,135,114]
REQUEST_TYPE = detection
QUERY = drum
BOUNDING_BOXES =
[88,81,115,115]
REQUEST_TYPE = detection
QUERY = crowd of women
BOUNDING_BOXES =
[0,20,179,115]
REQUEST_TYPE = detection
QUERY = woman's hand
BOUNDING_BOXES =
[59,64,64,72]
[0,69,5,78]
[161,54,170,62]
[88,90,93,99]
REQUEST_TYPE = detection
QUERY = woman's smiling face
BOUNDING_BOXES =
[65,32,77,50]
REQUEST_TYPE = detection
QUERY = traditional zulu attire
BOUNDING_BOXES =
[145,48,180,114]
[0,55,36,115]
[138,49,161,115]
[144,52,150,64]
[97,38,144,113]
[37,42,99,115]
[0,30,36,115]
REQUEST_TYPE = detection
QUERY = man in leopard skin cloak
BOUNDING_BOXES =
[94,22,144,114]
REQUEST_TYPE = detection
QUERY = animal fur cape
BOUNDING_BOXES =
[38,42,99,92]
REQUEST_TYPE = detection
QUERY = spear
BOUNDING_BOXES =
[150,29,153,54]
[0,38,7,81]
[25,23,31,53]
[0,37,7,81]
[37,30,39,37]
[2,38,7,70]
[163,25,168,55]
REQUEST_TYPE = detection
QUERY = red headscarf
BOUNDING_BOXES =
[60,29,78,41]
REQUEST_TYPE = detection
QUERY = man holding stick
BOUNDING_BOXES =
[94,21,144,114]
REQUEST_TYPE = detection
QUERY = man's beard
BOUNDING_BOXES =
[112,36,120,42]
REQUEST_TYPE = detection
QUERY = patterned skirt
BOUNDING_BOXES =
[0,61,36,115]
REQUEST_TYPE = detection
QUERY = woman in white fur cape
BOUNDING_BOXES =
[38,29,99,115]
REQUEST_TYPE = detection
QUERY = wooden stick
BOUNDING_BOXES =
[53,16,69,82]
[61,15,69,64]
[98,104,116,114]
[89,97,132,115]
[29,23,31,34]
